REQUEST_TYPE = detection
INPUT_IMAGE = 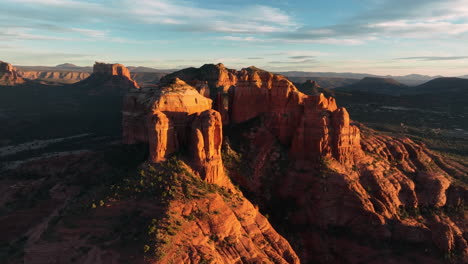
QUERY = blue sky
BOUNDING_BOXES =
[1,0,468,75]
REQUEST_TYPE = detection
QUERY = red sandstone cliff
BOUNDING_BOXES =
[124,77,228,187]
[154,64,468,263]
[161,64,361,165]
[0,61,26,85]
[122,76,299,263]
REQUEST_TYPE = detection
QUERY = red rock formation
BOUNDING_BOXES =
[75,62,140,94]
[157,187,300,264]
[126,64,468,263]
[93,62,132,78]
[165,65,361,164]
[190,110,225,185]
[0,61,26,85]
[124,78,230,187]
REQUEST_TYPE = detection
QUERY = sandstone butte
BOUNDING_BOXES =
[123,63,468,263]
[0,60,26,85]
[73,62,140,94]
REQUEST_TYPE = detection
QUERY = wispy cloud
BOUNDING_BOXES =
[270,0,468,44]
[289,56,315,59]
[268,59,317,64]
[4,0,296,35]
[397,56,468,61]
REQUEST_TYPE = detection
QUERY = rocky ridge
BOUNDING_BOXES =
[18,71,90,83]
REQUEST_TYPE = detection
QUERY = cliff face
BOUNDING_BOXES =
[156,64,468,263]
[123,78,229,187]
[0,61,25,85]
[74,62,140,94]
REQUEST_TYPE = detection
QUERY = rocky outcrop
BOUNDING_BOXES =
[124,78,229,187]
[74,62,140,95]
[93,62,132,78]
[190,110,225,185]
[0,61,25,85]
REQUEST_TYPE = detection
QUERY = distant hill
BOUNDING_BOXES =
[55,63,82,70]
[335,77,407,95]
[287,76,358,89]
[390,74,441,86]
[406,77,468,94]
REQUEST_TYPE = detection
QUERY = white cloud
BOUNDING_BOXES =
[370,20,468,37]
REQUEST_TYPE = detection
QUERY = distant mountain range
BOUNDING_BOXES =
[279,71,468,86]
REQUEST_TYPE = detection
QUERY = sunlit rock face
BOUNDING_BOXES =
[123,77,230,187]
[0,61,25,85]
